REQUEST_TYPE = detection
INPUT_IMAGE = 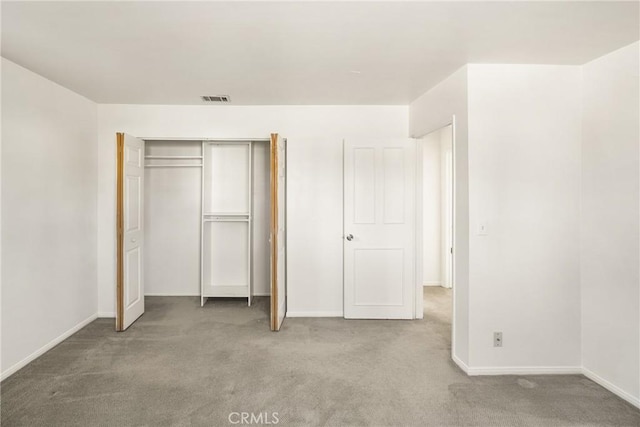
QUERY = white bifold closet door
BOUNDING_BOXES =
[270,134,287,331]
[343,139,416,319]
[116,133,145,331]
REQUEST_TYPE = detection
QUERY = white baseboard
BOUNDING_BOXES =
[457,362,638,408]
[452,354,470,374]
[4,312,636,411]
[98,312,115,318]
[466,366,582,376]
[1,313,98,382]
[253,292,270,296]
[582,367,640,409]
[423,282,441,287]
[286,311,343,317]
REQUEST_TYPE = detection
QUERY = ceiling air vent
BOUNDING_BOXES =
[201,95,231,103]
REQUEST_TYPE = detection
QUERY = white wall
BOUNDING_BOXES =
[97,105,409,316]
[1,59,98,378]
[410,64,584,371]
[422,131,441,285]
[467,65,582,369]
[581,42,640,405]
[410,66,470,365]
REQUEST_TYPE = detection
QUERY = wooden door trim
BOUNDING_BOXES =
[270,133,279,331]
[116,132,125,331]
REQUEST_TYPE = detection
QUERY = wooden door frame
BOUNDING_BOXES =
[116,133,281,331]
[414,116,457,356]
[115,133,125,331]
[269,133,279,331]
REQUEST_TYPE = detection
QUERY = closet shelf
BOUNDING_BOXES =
[144,155,203,159]
[203,212,249,217]
[203,218,250,223]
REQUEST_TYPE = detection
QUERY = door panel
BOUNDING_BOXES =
[125,175,141,231]
[270,134,287,331]
[354,248,404,306]
[117,133,145,331]
[344,139,415,319]
[382,148,405,223]
[125,246,141,307]
[353,148,376,224]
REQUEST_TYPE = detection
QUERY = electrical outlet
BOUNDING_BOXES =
[494,332,503,347]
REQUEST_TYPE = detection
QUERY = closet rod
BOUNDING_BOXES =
[144,164,203,168]
[142,137,270,142]
[203,213,250,217]
[144,155,203,160]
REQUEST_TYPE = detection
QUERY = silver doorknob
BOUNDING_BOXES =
[346,234,354,241]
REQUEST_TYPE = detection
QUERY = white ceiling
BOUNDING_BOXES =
[2,1,638,105]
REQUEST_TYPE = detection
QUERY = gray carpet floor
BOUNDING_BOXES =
[1,288,639,426]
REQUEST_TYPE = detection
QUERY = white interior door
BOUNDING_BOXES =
[117,133,145,331]
[344,139,416,319]
[270,134,287,331]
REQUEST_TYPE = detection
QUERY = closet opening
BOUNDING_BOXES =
[115,134,287,332]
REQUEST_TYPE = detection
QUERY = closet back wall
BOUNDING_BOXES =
[97,105,408,317]
[144,140,202,296]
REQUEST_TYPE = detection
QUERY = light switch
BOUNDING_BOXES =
[478,222,488,236]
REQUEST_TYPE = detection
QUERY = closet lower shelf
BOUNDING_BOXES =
[202,285,249,298]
